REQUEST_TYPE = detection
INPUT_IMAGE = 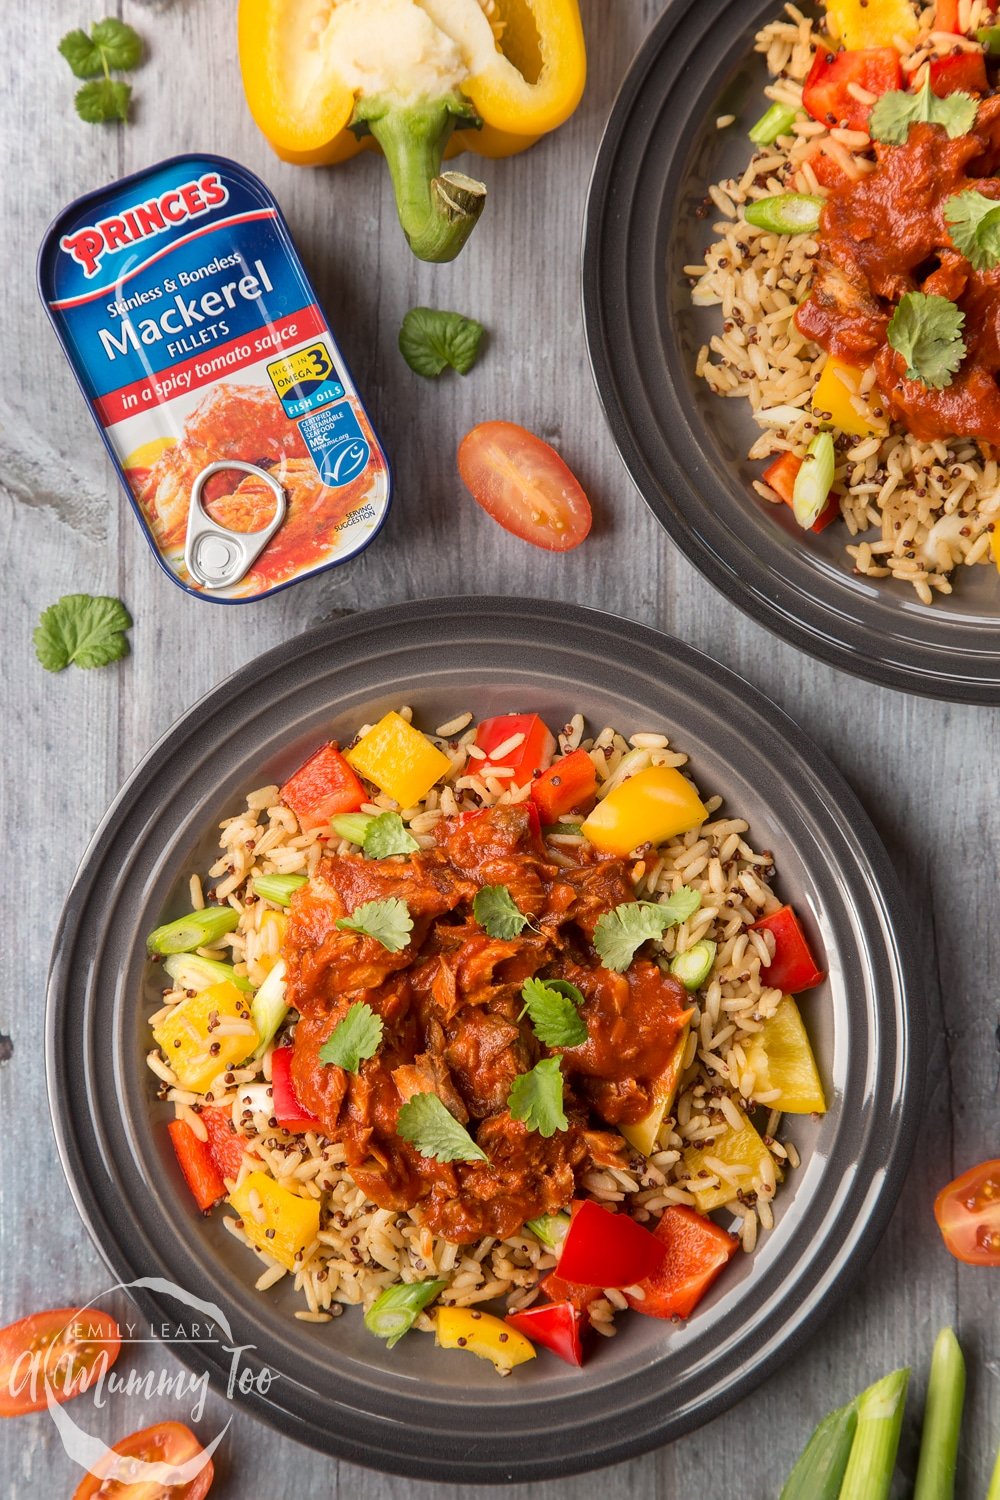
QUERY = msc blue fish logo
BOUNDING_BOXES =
[321,438,370,488]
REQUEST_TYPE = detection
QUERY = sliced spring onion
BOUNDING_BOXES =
[914,1327,965,1500]
[977,24,1000,52]
[364,1279,447,1349]
[838,1368,910,1500]
[525,1211,571,1250]
[779,1400,857,1500]
[330,812,374,845]
[745,193,824,235]
[544,821,585,837]
[669,939,717,992]
[251,959,288,1060]
[252,874,309,907]
[792,432,836,529]
[163,953,253,994]
[146,906,239,956]
[749,101,800,145]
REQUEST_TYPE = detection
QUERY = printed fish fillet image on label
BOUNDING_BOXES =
[38,153,392,603]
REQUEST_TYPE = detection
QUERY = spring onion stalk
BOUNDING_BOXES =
[914,1328,965,1500]
[146,906,239,955]
[525,1212,571,1250]
[544,821,585,837]
[779,1401,857,1500]
[838,1368,910,1500]
[745,193,824,235]
[670,939,717,992]
[792,432,836,529]
[163,953,252,994]
[976,24,1000,53]
[364,1279,448,1349]
[330,813,374,845]
[250,960,288,1060]
[987,1432,1000,1500]
[251,874,308,906]
[749,101,800,145]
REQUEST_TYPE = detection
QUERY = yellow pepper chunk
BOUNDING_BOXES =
[152,981,258,1094]
[581,766,708,856]
[812,358,887,439]
[435,1306,535,1370]
[825,0,918,49]
[681,1105,777,1213]
[345,711,451,809]
[991,525,1000,574]
[619,1024,690,1157]
[228,1171,321,1272]
[744,995,827,1114]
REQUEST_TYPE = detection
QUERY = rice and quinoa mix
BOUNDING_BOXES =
[688,1,1000,604]
[146,708,805,1347]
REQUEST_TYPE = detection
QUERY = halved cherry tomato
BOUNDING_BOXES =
[0,1307,121,1417]
[929,52,989,96]
[803,48,902,132]
[762,454,839,533]
[271,1045,320,1131]
[531,748,598,823]
[201,1104,246,1182]
[457,421,592,552]
[557,1200,667,1288]
[625,1206,738,1320]
[168,1118,227,1213]
[750,905,825,993]
[73,1420,214,1499]
[280,742,366,832]
[474,712,556,785]
[505,1301,585,1367]
[934,1160,1000,1266]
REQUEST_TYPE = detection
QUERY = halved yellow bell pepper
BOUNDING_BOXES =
[745,995,826,1114]
[152,981,259,1093]
[581,767,708,856]
[435,1306,535,1369]
[228,1170,321,1271]
[619,1023,690,1157]
[681,1105,777,1214]
[812,357,887,439]
[237,0,586,261]
[824,0,918,50]
[346,711,451,809]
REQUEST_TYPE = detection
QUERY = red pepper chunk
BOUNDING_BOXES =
[928,52,989,97]
[803,48,902,133]
[474,713,556,786]
[557,1200,667,1289]
[539,1270,602,1316]
[625,1207,738,1320]
[935,0,961,29]
[505,1302,585,1367]
[201,1105,246,1183]
[530,748,598,823]
[751,905,825,993]
[280,742,366,832]
[167,1118,226,1213]
[271,1046,320,1131]
[761,455,839,534]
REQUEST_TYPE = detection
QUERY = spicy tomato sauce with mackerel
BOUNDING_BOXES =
[796,98,1000,444]
[284,803,691,1244]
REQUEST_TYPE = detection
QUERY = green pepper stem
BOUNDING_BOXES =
[354,94,486,263]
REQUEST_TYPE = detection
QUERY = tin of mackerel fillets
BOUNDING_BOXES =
[37,152,392,603]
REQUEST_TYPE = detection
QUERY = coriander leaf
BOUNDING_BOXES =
[336,896,413,952]
[58,29,103,77]
[90,17,143,71]
[318,1002,384,1072]
[508,1057,568,1138]
[363,811,419,860]
[886,291,966,389]
[33,594,132,672]
[869,73,977,146]
[519,977,588,1048]
[75,77,131,124]
[399,307,485,378]
[945,189,1000,270]
[473,884,537,940]
[593,889,702,973]
[396,1093,488,1162]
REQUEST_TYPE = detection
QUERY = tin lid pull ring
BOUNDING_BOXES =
[184,460,286,590]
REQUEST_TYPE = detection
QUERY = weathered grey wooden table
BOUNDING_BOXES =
[3,2,998,1495]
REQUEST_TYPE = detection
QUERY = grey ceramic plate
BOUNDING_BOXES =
[46,598,921,1482]
[583,0,1000,702]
